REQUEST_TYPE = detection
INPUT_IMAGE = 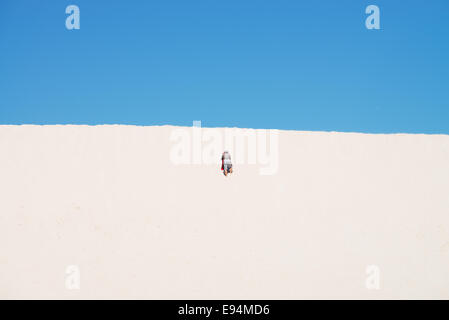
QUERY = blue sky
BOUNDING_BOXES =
[1,0,448,133]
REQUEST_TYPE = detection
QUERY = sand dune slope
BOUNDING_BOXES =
[1,125,449,299]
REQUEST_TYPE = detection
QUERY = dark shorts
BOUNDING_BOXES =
[223,163,232,172]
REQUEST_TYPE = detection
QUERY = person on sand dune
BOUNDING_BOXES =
[221,151,233,176]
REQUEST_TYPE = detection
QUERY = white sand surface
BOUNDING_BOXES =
[1,125,449,299]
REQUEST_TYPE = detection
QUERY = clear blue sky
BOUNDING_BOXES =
[1,0,448,133]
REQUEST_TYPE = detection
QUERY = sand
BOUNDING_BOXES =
[0,125,449,299]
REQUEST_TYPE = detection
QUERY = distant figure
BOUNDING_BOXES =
[221,151,233,176]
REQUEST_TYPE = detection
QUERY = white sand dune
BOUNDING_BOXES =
[1,125,449,299]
